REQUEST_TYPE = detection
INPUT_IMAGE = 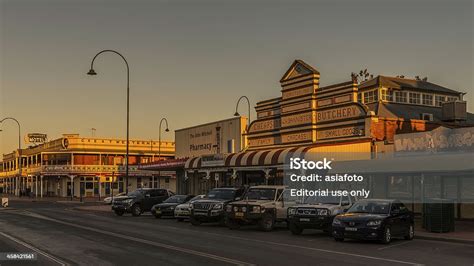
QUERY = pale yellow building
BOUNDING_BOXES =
[0,134,175,198]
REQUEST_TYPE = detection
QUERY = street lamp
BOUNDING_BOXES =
[87,50,131,194]
[158,118,170,162]
[157,118,169,189]
[234,96,251,130]
[0,117,21,196]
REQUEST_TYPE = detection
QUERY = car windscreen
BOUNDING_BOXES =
[127,190,144,197]
[207,189,236,200]
[189,195,204,202]
[347,201,390,214]
[164,195,188,203]
[244,189,276,200]
[304,195,340,205]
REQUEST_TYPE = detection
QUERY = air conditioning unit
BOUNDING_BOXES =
[441,101,467,122]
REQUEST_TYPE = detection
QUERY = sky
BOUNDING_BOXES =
[0,0,473,155]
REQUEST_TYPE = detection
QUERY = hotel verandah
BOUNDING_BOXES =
[0,134,175,198]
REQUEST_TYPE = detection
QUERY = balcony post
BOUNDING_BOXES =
[40,175,43,198]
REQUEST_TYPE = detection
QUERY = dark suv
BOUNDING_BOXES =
[112,188,174,216]
[190,187,245,226]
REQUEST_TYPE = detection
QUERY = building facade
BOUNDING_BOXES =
[139,116,248,195]
[0,134,175,198]
[180,60,473,207]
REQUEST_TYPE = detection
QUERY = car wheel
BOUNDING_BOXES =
[176,218,184,222]
[289,222,303,235]
[404,224,414,240]
[131,204,142,217]
[334,237,344,242]
[381,227,391,244]
[114,210,124,216]
[226,217,241,230]
[259,214,275,232]
[190,216,201,226]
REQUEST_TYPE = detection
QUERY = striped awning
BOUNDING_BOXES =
[184,156,202,169]
[224,146,312,167]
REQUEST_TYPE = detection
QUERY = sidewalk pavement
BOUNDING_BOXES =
[0,194,104,204]
[414,217,474,244]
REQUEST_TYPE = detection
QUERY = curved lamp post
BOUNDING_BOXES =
[158,118,170,162]
[0,117,21,196]
[234,96,251,130]
[87,50,130,194]
[157,118,169,189]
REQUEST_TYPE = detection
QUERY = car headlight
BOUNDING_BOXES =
[318,209,329,216]
[233,206,238,212]
[288,208,296,216]
[251,206,261,213]
[124,199,133,204]
[189,204,194,210]
[226,205,232,212]
[213,203,223,210]
[170,206,175,210]
[367,220,383,227]
[332,217,342,226]
[241,206,247,212]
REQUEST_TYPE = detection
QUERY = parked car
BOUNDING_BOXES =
[332,199,414,244]
[103,192,126,205]
[151,195,195,219]
[174,195,205,221]
[287,195,355,235]
[111,188,174,216]
[225,185,295,231]
[190,187,245,226]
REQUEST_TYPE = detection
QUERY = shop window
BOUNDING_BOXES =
[137,177,142,188]
[435,95,446,107]
[409,92,421,104]
[357,93,363,103]
[422,94,433,106]
[395,91,407,103]
[388,176,412,199]
[165,177,170,184]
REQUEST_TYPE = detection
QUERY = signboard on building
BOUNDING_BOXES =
[394,126,474,154]
[175,117,247,158]
[25,133,47,144]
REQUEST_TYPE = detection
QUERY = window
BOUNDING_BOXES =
[357,93,362,103]
[422,94,433,106]
[447,96,458,102]
[395,91,407,103]
[420,113,434,121]
[409,92,421,104]
[363,90,378,103]
[380,89,392,101]
[435,95,446,107]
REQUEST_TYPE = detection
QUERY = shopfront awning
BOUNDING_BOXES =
[185,156,202,169]
[224,146,312,167]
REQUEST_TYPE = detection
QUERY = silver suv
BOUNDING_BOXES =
[225,185,296,231]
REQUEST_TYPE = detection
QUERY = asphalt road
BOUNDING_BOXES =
[0,201,473,266]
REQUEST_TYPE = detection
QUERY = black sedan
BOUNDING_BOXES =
[332,199,414,244]
[151,195,195,218]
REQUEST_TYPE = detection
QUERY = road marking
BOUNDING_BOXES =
[141,223,423,265]
[378,241,411,250]
[0,231,67,266]
[17,211,253,266]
